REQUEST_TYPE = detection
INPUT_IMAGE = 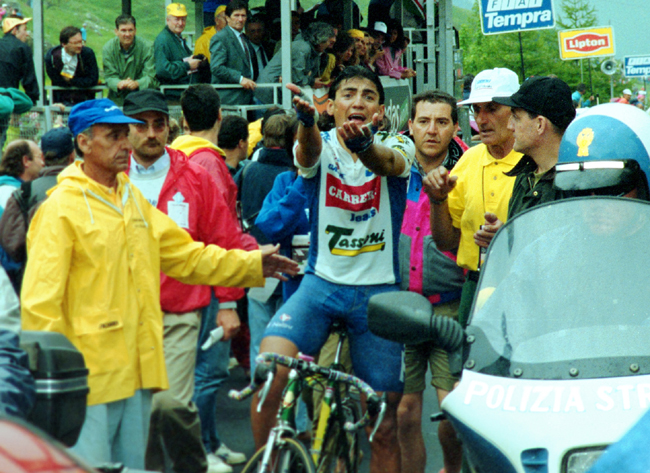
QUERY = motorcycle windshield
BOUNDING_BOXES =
[467,197,650,380]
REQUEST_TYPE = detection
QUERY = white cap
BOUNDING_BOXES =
[458,68,520,106]
[373,21,387,34]
[623,88,633,95]
[639,90,647,95]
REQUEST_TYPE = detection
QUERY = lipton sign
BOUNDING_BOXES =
[559,26,615,60]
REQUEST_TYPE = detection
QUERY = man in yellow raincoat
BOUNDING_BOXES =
[20,98,297,471]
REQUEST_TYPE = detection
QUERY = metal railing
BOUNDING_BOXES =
[44,85,108,105]
[0,106,57,149]
[159,83,283,118]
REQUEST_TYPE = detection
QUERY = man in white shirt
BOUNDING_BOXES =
[44,26,99,105]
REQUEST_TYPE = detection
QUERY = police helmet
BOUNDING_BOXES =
[555,103,650,200]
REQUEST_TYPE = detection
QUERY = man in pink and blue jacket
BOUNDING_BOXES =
[397,90,467,473]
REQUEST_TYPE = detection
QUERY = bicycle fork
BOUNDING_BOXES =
[258,371,302,472]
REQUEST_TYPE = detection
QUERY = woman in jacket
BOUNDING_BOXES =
[375,20,416,80]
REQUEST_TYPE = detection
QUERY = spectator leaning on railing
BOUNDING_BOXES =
[245,15,271,82]
[320,30,356,85]
[375,19,416,80]
[154,3,205,101]
[255,21,336,104]
[102,14,158,105]
[45,25,100,106]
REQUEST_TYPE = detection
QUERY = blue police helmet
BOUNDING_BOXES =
[555,103,650,200]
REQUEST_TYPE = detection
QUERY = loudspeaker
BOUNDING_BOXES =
[601,59,618,75]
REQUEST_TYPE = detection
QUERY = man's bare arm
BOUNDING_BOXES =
[287,83,322,169]
[423,166,461,251]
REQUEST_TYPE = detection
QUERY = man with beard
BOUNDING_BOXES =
[124,89,250,473]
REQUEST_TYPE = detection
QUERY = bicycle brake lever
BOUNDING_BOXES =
[369,394,387,443]
[257,366,275,413]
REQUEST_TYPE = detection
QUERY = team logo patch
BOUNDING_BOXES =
[577,127,594,157]
[279,313,291,322]
[325,173,381,212]
[325,225,386,257]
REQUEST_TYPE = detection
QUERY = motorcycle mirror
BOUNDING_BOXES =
[368,291,465,351]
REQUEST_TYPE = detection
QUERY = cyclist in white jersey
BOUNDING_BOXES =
[251,66,415,473]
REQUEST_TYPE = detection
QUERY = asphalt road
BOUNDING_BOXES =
[215,364,445,473]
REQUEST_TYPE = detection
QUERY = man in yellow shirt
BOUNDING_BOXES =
[423,68,522,326]
[21,99,297,471]
[194,5,227,62]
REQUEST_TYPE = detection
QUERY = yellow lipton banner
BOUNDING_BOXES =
[558,26,615,60]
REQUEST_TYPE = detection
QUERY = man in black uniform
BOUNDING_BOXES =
[493,76,575,218]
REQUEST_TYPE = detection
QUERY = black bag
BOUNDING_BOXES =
[20,331,89,447]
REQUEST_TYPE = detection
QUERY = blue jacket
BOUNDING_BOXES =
[0,328,35,418]
[256,172,309,300]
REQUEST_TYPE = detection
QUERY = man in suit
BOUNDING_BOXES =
[245,15,270,82]
[210,0,256,106]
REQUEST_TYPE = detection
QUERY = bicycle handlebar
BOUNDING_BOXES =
[228,361,275,401]
[228,352,387,438]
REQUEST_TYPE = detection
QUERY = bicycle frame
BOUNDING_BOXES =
[229,350,384,473]
[310,328,350,466]
[257,369,304,471]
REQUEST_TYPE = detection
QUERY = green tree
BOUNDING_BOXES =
[557,0,597,29]
[458,0,618,103]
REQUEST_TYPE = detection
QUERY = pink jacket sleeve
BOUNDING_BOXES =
[375,47,406,79]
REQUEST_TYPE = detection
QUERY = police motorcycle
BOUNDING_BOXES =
[369,103,650,473]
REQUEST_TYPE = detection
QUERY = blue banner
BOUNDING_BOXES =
[624,56,650,78]
[480,0,555,35]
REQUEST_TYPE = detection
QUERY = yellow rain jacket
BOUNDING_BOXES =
[21,161,264,406]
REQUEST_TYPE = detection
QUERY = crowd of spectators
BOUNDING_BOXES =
[2,0,422,115]
[0,1,425,467]
[6,2,648,473]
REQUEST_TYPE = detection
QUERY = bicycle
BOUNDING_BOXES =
[229,350,386,473]
[310,322,362,473]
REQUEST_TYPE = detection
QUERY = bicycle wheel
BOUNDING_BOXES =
[316,400,361,473]
[242,437,316,473]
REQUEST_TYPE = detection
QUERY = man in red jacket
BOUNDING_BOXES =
[123,89,245,473]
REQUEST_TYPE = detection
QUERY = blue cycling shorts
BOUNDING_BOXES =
[263,273,405,393]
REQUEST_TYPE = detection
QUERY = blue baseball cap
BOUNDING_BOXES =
[68,99,143,136]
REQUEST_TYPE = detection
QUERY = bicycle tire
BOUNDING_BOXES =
[316,400,361,473]
[242,437,316,473]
